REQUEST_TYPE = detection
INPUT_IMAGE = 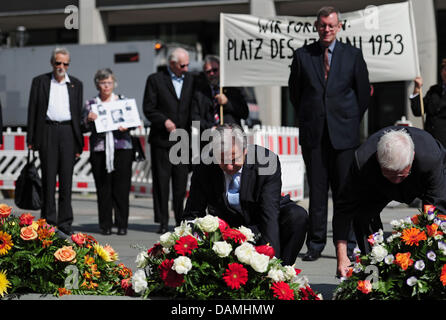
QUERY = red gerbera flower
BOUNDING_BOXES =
[221,228,247,244]
[158,259,184,288]
[174,235,198,256]
[223,263,248,290]
[271,281,294,300]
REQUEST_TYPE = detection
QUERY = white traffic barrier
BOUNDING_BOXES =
[0,125,304,201]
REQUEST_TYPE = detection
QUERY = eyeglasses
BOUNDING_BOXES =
[179,63,189,68]
[317,23,338,31]
[381,170,412,179]
[54,61,69,67]
[98,81,114,86]
[205,68,219,75]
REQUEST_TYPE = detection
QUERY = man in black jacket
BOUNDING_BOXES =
[334,126,446,277]
[192,55,249,132]
[143,47,194,233]
[184,124,308,265]
[288,6,370,261]
[27,47,84,235]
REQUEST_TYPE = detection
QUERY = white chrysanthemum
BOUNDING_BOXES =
[212,241,232,257]
[283,265,297,281]
[234,242,255,265]
[174,221,193,237]
[267,267,286,282]
[406,276,417,287]
[135,251,149,268]
[172,256,192,274]
[237,226,255,242]
[370,245,388,264]
[291,275,309,289]
[160,232,176,248]
[414,260,425,271]
[196,215,220,233]
[390,219,401,228]
[132,269,148,294]
[249,252,270,273]
[384,254,395,265]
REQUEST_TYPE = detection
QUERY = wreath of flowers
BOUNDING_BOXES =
[131,215,321,300]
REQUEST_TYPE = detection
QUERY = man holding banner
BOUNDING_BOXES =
[288,6,370,262]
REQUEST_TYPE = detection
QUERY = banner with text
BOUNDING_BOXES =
[220,1,419,86]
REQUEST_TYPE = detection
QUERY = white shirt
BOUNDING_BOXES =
[46,73,71,121]
[224,168,242,212]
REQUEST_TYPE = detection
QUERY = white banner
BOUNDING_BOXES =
[220,2,419,86]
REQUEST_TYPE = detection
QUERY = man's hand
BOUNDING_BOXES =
[215,93,228,106]
[336,240,351,278]
[87,112,98,122]
[165,119,176,132]
[413,76,423,95]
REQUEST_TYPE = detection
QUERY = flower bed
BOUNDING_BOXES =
[334,205,446,300]
[131,215,321,300]
[0,204,132,298]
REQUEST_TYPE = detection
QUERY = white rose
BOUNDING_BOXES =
[132,269,148,294]
[196,215,220,233]
[267,267,286,282]
[384,254,395,265]
[249,252,270,273]
[235,242,255,265]
[237,226,255,242]
[406,276,417,287]
[172,256,192,275]
[174,221,192,237]
[212,241,232,258]
[135,251,149,268]
[291,275,309,289]
[160,232,176,248]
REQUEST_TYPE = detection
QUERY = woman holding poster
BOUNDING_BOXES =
[81,68,133,236]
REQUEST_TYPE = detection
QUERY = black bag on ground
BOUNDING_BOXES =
[131,136,146,162]
[15,150,42,210]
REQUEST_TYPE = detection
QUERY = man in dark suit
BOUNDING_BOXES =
[183,124,308,265]
[192,55,249,132]
[143,47,194,234]
[27,47,84,235]
[334,126,446,277]
[288,6,370,261]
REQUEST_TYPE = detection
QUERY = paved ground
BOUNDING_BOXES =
[1,193,420,300]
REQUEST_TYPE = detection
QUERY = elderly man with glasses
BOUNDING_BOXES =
[143,47,194,234]
[26,47,83,235]
[334,126,446,277]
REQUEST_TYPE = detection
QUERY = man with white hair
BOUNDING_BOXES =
[334,126,446,277]
[27,47,84,235]
[184,123,309,265]
[143,47,194,234]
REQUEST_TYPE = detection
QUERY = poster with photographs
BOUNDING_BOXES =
[91,98,141,133]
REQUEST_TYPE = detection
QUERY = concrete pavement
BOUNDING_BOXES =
[1,193,420,300]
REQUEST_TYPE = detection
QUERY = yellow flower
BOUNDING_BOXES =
[0,231,13,255]
[103,244,119,261]
[31,221,39,231]
[0,270,11,297]
[93,244,112,262]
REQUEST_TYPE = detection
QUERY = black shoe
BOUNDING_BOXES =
[101,228,112,235]
[157,225,168,234]
[117,228,127,236]
[58,227,73,236]
[302,251,321,262]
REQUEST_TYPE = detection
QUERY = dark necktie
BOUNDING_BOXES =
[324,47,330,80]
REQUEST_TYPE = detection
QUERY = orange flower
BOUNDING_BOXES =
[54,246,76,263]
[411,214,420,225]
[401,227,427,246]
[84,255,95,266]
[0,204,12,219]
[440,265,446,286]
[427,224,443,237]
[41,240,53,248]
[357,280,372,294]
[0,231,13,255]
[58,288,72,296]
[395,252,414,271]
[346,268,353,278]
[20,225,38,241]
[423,204,436,214]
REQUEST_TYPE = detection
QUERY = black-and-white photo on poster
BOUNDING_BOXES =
[91,98,141,133]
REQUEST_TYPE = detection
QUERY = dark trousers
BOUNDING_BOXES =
[302,125,357,254]
[278,199,309,265]
[90,149,133,230]
[151,145,189,227]
[39,123,76,233]
[352,201,386,254]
